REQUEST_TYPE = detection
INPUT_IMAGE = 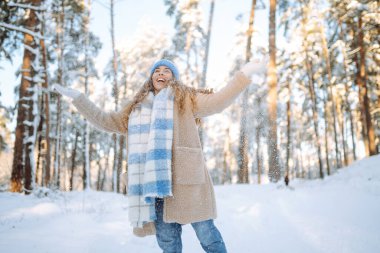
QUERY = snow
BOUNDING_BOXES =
[1,155,380,253]
[7,2,46,12]
[0,22,44,40]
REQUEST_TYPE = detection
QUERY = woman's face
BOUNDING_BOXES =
[152,66,174,94]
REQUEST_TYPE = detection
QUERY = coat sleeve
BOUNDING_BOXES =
[72,94,129,135]
[193,71,251,118]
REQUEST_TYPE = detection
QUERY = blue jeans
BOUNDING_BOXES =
[154,198,227,253]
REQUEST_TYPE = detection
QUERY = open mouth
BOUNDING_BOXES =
[157,78,166,83]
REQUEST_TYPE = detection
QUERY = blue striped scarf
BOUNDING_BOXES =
[127,88,174,228]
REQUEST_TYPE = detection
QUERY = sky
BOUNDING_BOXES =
[0,0,269,108]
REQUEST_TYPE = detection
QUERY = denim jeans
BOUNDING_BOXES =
[154,198,227,253]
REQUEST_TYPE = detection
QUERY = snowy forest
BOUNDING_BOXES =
[0,0,379,194]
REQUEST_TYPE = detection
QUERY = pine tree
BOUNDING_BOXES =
[10,0,44,193]
[329,0,379,156]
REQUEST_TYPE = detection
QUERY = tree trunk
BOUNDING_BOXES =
[238,90,249,184]
[237,0,256,184]
[110,0,119,110]
[36,125,43,185]
[256,124,262,185]
[338,102,348,166]
[100,145,111,191]
[82,139,86,190]
[296,130,304,178]
[54,97,62,189]
[339,22,357,161]
[198,0,215,146]
[346,86,357,162]
[110,0,120,192]
[320,25,342,168]
[285,79,291,185]
[52,0,66,189]
[345,78,357,161]
[83,123,90,190]
[304,50,324,179]
[96,158,103,191]
[112,134,118,192]
[356,14,377,156]
[268,0,280,182]
[222,128,232,184]
[116,136,124,193]
[40,16,51,187]
[201,0,215,88]
[82,0,93,190]
[70,130,79,191]
[322,87,331,175]
[10,0,41,193]
[255,97,263,184]
[245,0,256,63]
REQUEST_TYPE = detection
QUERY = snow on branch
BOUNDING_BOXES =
[35,12,44,22]
[24,44,39,56]
[23,120,34,127]
[31,62,44,73]
[20,68,31,73]
[24,76,33,82]
[8,2,46,12]
[346,47,360,57]
[0,22,44,40]
[32,75,44,84]
[371,108,380,115]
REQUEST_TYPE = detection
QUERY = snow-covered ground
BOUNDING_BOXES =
[1,155,379,253]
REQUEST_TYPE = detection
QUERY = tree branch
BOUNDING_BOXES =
[8,2,46,11]
[0,22,44,40]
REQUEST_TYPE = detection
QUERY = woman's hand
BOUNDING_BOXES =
[53,84,81,99]
[240,56,268,77]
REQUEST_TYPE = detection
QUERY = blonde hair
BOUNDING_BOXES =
[121,78,213,127]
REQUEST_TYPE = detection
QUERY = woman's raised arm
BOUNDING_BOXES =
[194,57,267,118]
[53,84,128,135]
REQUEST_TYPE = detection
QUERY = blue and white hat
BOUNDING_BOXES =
[150,59,179,80]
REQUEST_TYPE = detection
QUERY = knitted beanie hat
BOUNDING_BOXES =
[150,59,179,80]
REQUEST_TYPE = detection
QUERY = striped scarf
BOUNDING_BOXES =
[127,88,174,228]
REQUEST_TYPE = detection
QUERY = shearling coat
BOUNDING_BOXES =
[72,71,251,235]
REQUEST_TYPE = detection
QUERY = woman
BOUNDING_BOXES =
[54,58,266,253]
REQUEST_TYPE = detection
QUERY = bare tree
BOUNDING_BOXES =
[40,13,51,187]
[320,23,342,169]
[109,0,122,192]
[303,44,324,179]
[267,0,280,182]
[238,0,256,184]
[285,78,291,185]
[198,0,215,145]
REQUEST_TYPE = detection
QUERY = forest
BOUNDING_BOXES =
[0,0,379,194]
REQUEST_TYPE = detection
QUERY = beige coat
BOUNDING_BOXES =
[72,71,251,236]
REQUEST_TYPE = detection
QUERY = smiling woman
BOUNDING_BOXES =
[152,66,173,94]
[150,59,178,94]
[52,57,266,252]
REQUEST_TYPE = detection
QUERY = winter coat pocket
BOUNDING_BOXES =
[173,146,206,185]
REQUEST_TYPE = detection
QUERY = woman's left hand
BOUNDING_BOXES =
[240,56,268,76]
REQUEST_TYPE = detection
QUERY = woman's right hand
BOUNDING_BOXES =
[53,84,81,99]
